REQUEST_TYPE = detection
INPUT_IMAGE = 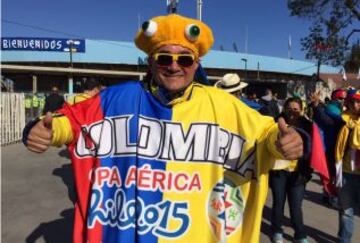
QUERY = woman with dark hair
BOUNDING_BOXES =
[270,97,313,243]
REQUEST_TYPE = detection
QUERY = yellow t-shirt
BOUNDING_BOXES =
[272,159,297,172]
[67,93,91,105]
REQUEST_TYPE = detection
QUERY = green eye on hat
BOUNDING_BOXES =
[142,20,157,37]
[185,24,200,41]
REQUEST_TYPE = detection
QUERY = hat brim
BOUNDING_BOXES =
[215,80,248,93]
[351,94,360,100]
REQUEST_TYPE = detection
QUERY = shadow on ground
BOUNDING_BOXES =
[304,187,360,217]
[52,163,77,204]
[26,162,76,243]
[25,208,74,243]
[261,205,338,243]
[58,148,70,159]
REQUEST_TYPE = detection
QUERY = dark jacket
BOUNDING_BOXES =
[43,94,65,114]
[259,99,280,117]
[311,102,344,177]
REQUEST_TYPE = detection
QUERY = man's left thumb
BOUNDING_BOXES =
[278,117,289,136]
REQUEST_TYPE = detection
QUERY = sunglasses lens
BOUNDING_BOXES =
[155,54,195,67]
[177,56,194,67]
[156,55,173,66]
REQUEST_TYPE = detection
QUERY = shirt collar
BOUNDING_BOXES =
[151,82,194,106]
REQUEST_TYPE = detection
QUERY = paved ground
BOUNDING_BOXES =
[2,143,359,243]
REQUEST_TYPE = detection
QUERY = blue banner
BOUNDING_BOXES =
[1,37,85,52]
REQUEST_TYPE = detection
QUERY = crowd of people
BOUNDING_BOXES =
[216,72,360,243]
[22,13,359,243]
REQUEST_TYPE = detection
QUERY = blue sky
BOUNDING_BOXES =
[2,0,312,60]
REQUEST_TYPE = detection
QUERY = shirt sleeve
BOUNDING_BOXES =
[335,125,349,162]
[51,116,73,146]
[54,94,103,147]
[265,123,283,159]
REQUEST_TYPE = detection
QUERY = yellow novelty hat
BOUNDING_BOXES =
[135,14,214,57]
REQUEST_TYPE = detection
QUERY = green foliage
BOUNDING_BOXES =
[344,42,360,72]
[288,0,360,65]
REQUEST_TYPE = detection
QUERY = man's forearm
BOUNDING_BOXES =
[51,116,73,146]
[22,115,73,148]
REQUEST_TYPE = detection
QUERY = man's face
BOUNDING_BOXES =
[335,94,346,106]
[149,45,199,94]
[265,89,273,96]
[231,90,242,98]
[52,87,59,94]
[349,99,360,115]
[285,101,302,120]
[336,98,345,107]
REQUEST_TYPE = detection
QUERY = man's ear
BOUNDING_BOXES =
[193,59,200,70]
[148,56,154,67]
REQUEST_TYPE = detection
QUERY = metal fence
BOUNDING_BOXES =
[1,93,26,145]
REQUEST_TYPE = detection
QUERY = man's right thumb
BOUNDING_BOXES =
[43,112,53,129]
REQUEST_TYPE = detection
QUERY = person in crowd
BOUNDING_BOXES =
[273,92,279,101]
[43,86,65,114]
[269,97,312,243]
[214,73,263,111]
[22,14,305,243]
[270,97,313,243]
[248,90,258,102]
[215,73,248,97]
[259,88,280,117]
[335,89,360,243]
[67,78,101,105]
[324,97,330,104]
[310,89,347,205]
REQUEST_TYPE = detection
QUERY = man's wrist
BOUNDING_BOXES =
[22,117,41,146]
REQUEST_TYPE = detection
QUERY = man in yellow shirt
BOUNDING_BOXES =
[67,78,101,105]
[23,14,305,243]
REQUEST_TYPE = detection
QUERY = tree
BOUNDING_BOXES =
[288,0,360,66]
[344,42,360,72]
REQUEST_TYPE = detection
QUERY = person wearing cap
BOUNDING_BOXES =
[335,89,360,243]
[215,73,262,111]
[330,89,347,112]
[310,89,347,206]
[22,14,305,243]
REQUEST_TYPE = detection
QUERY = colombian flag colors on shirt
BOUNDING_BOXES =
[54,81,278,243]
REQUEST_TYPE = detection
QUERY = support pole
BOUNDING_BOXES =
[197,0,203,20]
[68,77,73,94]
[32,75,37,94]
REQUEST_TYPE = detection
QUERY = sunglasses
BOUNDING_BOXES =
[153,53,196,67]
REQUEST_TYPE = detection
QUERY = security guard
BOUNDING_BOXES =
[25,95,32,109]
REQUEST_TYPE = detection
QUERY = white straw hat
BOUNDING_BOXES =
[215,73,248,93]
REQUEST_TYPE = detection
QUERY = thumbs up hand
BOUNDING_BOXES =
[26,112,53,153]
[42,112,53,130]
[275,117,303,160]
